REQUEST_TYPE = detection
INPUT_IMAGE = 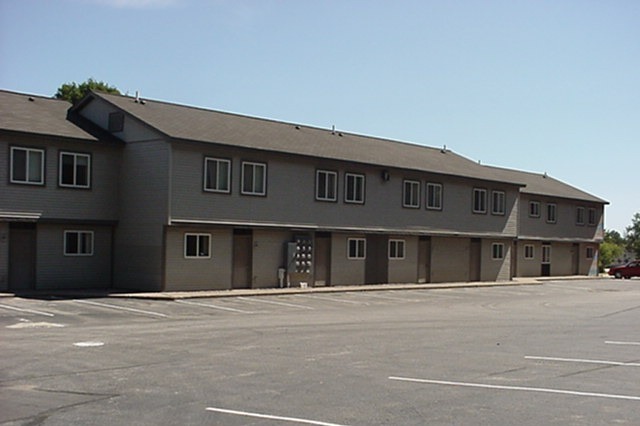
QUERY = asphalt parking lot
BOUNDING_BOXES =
[1,278,639,425]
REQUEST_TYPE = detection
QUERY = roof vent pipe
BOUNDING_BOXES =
[134,91,140,103]
[331,125,335,135]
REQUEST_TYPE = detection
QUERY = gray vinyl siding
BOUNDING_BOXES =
[388,235,419,283]
[0,133,120,221]
[431,237,470,283]
[550,242,573,276]
[78,98,160,142]
[252,230,292,288]
[164,227,232,291]
[515,241,542,277]
[0,222,8,291]
[170,143,520,236]
[330,233,366,285]
[580,243,599,276]
[113,139,170,291]
[481,239,511,281]
[36,224,112,289]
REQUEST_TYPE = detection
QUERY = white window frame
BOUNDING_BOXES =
[524,244,535,260]
[59,152,91,188]
[316,170,338,202]
[347,238,366,260]
[472,188,487,214]
[403,180,420,208]
[63,230,94,256]
[587,208,597,226]
[241,161,267,196]
[491,243,505,260]
[529,201,541,218]
[546,203,557,224]
[426,182,443,210]
[586,247,595,259]
[184,233,211,259]
[10,146,45,185]
[576,206,585,225]
[491,190,506,215]
[204,157,231,193]
[388,239,406,260]
[344,173,365,204]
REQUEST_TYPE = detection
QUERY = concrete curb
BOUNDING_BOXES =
[0,275,608,300]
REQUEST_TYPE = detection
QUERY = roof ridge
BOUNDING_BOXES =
[0,89,72,105]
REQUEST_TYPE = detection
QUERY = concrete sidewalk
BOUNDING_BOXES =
[0,275,607,300]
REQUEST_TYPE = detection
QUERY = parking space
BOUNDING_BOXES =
[2,278,640,425]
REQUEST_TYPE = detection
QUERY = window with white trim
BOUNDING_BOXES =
[491,190,506,215]
[345,173,365,204]
[529,201,541,218]
[587,208,597,226]
[204,157,231,193]
[64,231,94,256]
[184,233,211,258]
[241,161,266,195]
[10,146,44,185]
[389,239,405,259]
[473,188,487,214]
[524,244,534,260]
[426,182,443,210]
[576,206,585,225]
[546,203,557,223]
[403,180,420,208]
[59,152,91,188]
[492,243,505,260]
[586,247,595,259]
[347,238,366,259]
[316,170,337,201]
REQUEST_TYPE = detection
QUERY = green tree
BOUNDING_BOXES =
[599,229,626,271]
[625,212,640,259]
[54,78,120,104]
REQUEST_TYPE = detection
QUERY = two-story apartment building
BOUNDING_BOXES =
[0,89,607,292]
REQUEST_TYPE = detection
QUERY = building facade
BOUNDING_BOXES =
[0,89,607,292]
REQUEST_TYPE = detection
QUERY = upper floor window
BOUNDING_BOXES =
[546,203,557,223]
[576,207,585,225]
[491,191,506,215]
[204,157,231,193]
[529,201,541,218]
[316,170,337,202]
[588,208,597,226]
[347,238,366,259]
[403,180,420,208]
[524,244,534,260]
[59,152,91,188]
[241,161,266,196]
[10,146,44,185]
[184,233,211,258]
[64,230,94,256]
[345,173,365,204]
[472,188,487,214]
[389,239,405,259]
[492,243,505,260]
[426,182,443,210]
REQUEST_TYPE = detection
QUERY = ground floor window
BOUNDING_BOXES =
[184,233,211,258]
[542,245,551,264]
[524,244,534,260]
[586,247,595,259]
[492,243,505,260]
[347,238,366,259]
[389,239,405,259]
[64,230,94,256]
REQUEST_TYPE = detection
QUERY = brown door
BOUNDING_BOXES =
[418,236,431,283]
[232,230,252,289]
[314,233,331,286]
[9,223,37,292]
[469,238,481,281]
[365,235,388,284]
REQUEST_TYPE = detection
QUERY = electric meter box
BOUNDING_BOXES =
[286,237,313,274]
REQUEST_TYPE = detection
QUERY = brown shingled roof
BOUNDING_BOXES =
[0,90,97,141]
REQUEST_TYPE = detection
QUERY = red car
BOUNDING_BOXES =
[608,260,640,279]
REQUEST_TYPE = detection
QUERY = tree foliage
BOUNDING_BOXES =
[626,212,640,258]
[54,78,120,104]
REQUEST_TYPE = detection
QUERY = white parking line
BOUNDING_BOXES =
[388,376,640,401]
[0,303,55,317]
[205,407,349,426]
[176,299,254,314]
[606,341,640,346]
[74,300,167,318]
[237,297,314,310]
[355,292,416,302]
[297,294,368,305]
[525,355,640,367]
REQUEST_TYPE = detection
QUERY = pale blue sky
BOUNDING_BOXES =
[1,0,638,233]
